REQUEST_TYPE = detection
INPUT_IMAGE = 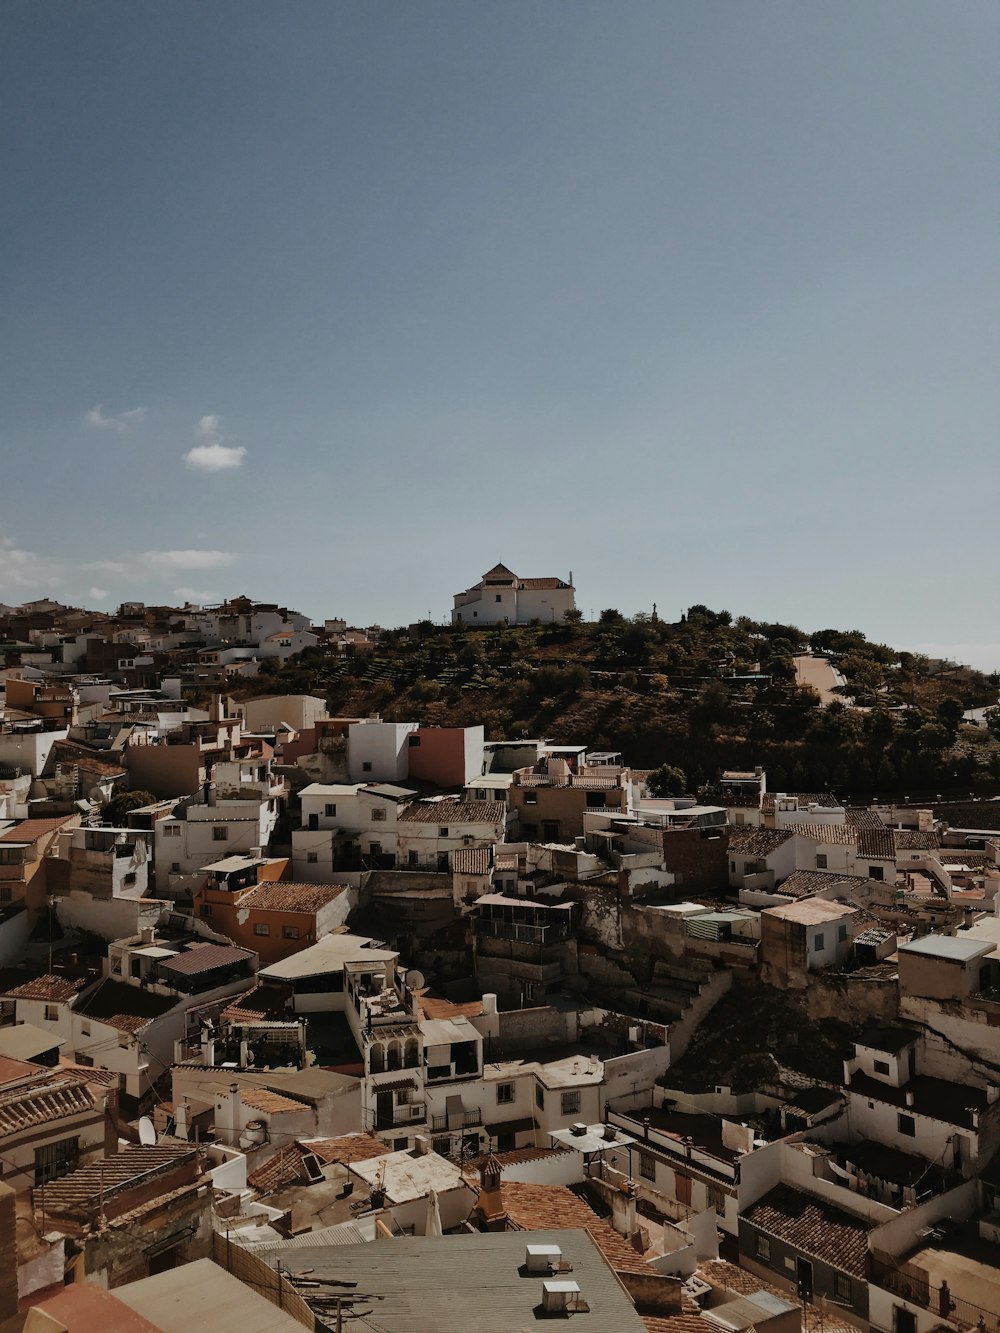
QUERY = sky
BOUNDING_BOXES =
[1,2,997,668]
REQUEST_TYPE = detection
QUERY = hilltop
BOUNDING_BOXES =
[238,607,1000,799]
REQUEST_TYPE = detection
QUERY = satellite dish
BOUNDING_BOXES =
[405,970,425,990]
[138,1116,157,1146]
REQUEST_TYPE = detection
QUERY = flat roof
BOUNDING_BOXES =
[0,1022,63,1061]
[255,1228,648,1331]
[898,934,993,962]
[115,1257,306,1333]
[258,932,395,980]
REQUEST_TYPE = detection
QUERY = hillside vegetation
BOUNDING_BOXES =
[241,608,1000,799]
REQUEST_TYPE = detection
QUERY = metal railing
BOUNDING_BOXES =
[869,1255,1000,1328]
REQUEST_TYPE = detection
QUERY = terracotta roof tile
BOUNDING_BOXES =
[785,824,859,846]
[303,1133,390,1165]
[0,1077,95,1135]
[158,942,255,976]
[451,847,493,875]
[0,818,75,844]
[499,1180,650,1276]
[728,827,794,856]
[238,881,347,912]
[399,801,506,825]
[3,973,85,1002]
[239,1087,306,1114]
[742,1184,872,1278]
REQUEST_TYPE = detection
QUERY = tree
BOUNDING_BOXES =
[103,786,156,826]
[563,607,583,625]
[647,764,688,797]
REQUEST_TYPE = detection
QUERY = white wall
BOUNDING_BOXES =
[347,722,418,783]
[0,728,67,776]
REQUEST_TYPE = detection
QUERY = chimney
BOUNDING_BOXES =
[141,925,155,945]
[475,1153,508,1231]
[905,1090,915,1107]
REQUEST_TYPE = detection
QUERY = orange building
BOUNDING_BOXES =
[194,879,352,966]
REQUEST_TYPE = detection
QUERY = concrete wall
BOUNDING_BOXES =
[0,729,67,776]
[55,890,164,941]
[125,743,204,798]
[407,726,485,789]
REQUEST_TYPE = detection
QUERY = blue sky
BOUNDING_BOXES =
[2,2,997,667]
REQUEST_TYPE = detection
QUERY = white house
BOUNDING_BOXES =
[292,782,415,881]
[452,564,576,626]
[396,800,510,872]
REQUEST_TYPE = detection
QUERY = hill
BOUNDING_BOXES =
[238,606,1000,799]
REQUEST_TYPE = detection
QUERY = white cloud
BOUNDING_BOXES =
[88,586,109,600]
[140,549,237,572]
[173,586,218,604]
[184,442,247,471]
[184,414,247,471]
[86,404,147,432]
[0,536,63,593]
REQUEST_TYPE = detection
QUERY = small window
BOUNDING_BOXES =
[897,1113,915,1136]
[213,826,228,842]
[254,923,270,936]
[362,761,373,773]
[34,1136,79,1186]
[439,827,449,838]
[525,792,538,806]
[372,807,386,822]
[0,886,10,904]
[834,1274,852,1303]
[495,594,502,602]
[535,1084,545,1111]
[496,1082,515,1105]
[164,824,180,837]
[45,1004,59,1022]
[171,862,181,872]
[283,925,299,940]
[408,850,419,867]
[325,803,337,816]
[816,853,827,869]
[707,1183,727,1215]
[307,852,318,863]
[838,924,847,942]
[755,1234,771,1262]
[639,1153,656,1181]
[585,791,605,807]
[813,933,825,951]
[734,812,745,825]
[869,865,884,881]
[730,860,736,873]
[560,1091,581,1116]
[123,872,136,886]
[873,1059,890,1075]
[408,734,421,747]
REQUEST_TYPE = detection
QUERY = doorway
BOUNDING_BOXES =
[796,1258,814,1303]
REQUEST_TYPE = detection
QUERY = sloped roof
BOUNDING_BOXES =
[399,801,506,825]
[451,846,492,875]
[239,881,347,913]
[35,1144,198,1212]
[728,827,794,856]
[742,1184,873,1278]
[158,942,255,976]
[0,817,75,844]
[0,1076,95,1136]
[73,977,176,1033]
[2,972,86,1001]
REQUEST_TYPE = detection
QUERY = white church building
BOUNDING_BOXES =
[452,564,576,626]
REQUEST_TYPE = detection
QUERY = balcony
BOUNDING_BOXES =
[431,1110,482,1132]
[473,916,570,946]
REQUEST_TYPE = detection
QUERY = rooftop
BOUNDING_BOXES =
[399,800,506,825]
[34,1144,198,1214]
[899,933,994,962]
[237,881,348,912]
[73,977,176,1032]
[114,1257,307,1333]
[257,1228,648,1331]
[764,899,857,925]
[157,941,256,976]
[727,828,794,856]
[0,1075,95,1136]
[742,1184,873,1278]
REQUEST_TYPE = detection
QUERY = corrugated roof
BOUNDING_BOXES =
[158,942,255,975]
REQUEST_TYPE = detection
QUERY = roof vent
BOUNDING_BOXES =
[570,1122,587,1136]
[542,1280,588,1314]
[526,1244,561,1274]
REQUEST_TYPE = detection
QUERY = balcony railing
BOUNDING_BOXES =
[431,1110,482,1132]
[473,917,570,945]
[869,1255,1000,1327]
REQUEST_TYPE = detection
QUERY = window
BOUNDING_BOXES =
[707,1183,727,1215]
[535,1084,545,1111]
[586,791,605,807]
[254,923,270,936]
[307,852,318,863]
[834,1274,852,1303]
[816,853,827,869]
[362,761,373,772]
[755,1234,771,1262]
[325,803,337,816]
[496,1082,515,1105]
[560,1091,581,1116]
[813,933,825,951]
[838,924,847,942]
[164,824,180,837]
[45,1005,59,1022]
[734,813,745,825]
[283,925,299,940]
[897,1113,916,1137]
[212,826,228,842]
[80,1022,90,1036]
[123,872,136,886]
[873,1059,890,1075]
[171,862,181,873]
[0,887,10,904]
[372,807,386,822]
[495,594,502,602]
[34,1136,79,1186]
[523,790,540,809]
[408,851,419,867]
[408,735,421,747]
[438,827,449,838]
[869,865,884,881]
[730,861,736,873]
[639,1153,656,1181]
